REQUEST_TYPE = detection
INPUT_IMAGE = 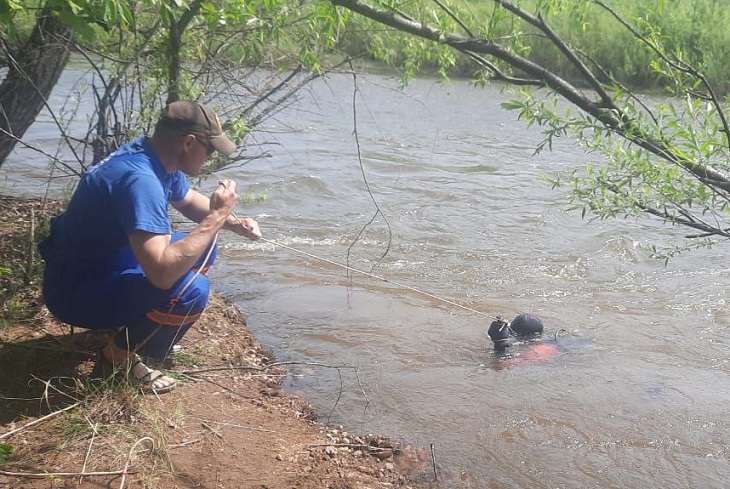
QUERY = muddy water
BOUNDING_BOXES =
[4,68,730,487]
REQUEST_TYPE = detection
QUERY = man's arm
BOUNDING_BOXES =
[129,180,238,290]
[171,187,211,224]
[172,184,262,240]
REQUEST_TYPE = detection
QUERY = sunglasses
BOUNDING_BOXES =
[191,134,214,156]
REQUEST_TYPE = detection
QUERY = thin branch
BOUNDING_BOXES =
[0,402,80,441]
[330,0,603,116]
[345,66,393,275]
[180,361,360,375]
[331,0,730,197]
[571,45,659,126]
[79,415,99,486]
[607,181,730,238]
[307,442,396,453]
[430,0,474,38]
[496,0,617,109]
[181,360,368,424]
[0,468,131,479]
[465,50,542,85]
[593,0,730,150]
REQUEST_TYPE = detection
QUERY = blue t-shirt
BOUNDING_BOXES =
[45,137,190,269]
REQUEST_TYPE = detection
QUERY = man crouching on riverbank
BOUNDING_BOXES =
[38,100,261,394]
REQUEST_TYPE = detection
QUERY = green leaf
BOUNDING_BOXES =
[0,443,12,465]
[0,0,22,15]
[501,101,523,111]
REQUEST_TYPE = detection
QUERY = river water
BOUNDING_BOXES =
[4,68,730,488]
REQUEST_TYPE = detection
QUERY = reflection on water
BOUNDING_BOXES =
[4,70,730,488]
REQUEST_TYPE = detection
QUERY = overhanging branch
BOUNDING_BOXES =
[330,0,730,197]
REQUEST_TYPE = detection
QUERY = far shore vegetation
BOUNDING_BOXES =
[340,0,730,94]
[6,0,730,95]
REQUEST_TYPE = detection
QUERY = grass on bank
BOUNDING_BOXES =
[0,197,59,329]
[0,196,174,484]
[1,372,183,487]
[0,330,181,485]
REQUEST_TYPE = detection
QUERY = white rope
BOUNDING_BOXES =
[248,231,499,322]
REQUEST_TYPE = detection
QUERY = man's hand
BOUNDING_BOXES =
[230,215,262,241]
[213,179,262,240]
[210,179,238,216]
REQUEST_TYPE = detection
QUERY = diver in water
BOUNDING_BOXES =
[487,313,559,366]
[487,313,545,350]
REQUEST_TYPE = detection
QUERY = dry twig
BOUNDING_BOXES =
[0,402,80,441]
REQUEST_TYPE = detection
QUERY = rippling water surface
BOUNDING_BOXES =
[4,68,730,488]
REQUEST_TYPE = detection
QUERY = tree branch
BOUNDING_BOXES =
[330,0,730,195]
[496,0,617,110]
[593,0,730,151]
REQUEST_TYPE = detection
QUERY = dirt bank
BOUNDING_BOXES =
[0,196,436,489]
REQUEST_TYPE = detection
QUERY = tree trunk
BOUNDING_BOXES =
[0,6,74,168]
